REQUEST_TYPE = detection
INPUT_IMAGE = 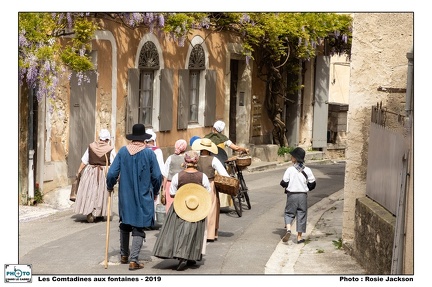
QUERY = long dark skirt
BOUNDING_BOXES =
[152,204,206,261]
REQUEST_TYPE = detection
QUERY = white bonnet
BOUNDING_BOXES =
[213,120,225,133]
[99,129,110,141]
[145,129,157,143]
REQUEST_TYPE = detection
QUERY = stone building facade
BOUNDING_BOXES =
[343,13,413,274]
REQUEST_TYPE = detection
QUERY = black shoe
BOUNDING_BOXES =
[177,259,187,271]
[86,214,95,223]
[187,260,196,266]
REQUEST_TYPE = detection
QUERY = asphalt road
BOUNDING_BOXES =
[19,161,345,275]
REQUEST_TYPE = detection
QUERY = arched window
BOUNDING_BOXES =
[178,36,216,130]
[138,41,159,126]
[188,44,205,123]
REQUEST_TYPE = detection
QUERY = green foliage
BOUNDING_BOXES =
[19,12,352,109]
[33,185,43,204]
[277,146,294,156]
[332,238,343,249]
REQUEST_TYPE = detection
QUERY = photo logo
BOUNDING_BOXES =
[4,265,32,283]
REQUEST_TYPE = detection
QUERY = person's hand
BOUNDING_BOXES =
[239,148,249,155]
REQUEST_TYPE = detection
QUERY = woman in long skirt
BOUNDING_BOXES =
[152,150,211,271]
[73,129,116,223]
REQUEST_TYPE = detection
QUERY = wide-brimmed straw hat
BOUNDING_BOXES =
[126,124,152,141]
[289,147,306,163]
[173,183,211,222]
[192,138,218,154]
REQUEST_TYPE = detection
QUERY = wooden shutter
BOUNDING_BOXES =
[177,69,189,130]
[159,69,173,131]
[205,69,216,127]
[312,56,330,148]
[68,71,96,178]
[127,68,140,134]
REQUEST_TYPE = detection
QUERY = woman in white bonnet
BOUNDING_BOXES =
[204,120,249,208]
[73,129,116,223]
[205,120,248,154]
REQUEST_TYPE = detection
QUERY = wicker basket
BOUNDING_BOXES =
[214,174,239,196]
[236,156,252,168]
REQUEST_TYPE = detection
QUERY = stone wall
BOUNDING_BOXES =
[343,13,413,242]
[354,197,396,274]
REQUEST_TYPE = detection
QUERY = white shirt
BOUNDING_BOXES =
[147,146,166,178]
[81,147,116,165]
[282,165,316,193]
[169,172,211,196]
[199,155,230,177]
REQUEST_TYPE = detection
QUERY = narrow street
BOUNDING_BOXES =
[19,162,345,275]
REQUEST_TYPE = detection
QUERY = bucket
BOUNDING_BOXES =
[155,204,166,224]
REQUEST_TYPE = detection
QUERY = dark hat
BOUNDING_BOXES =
[126,124,152,141]
[289,147,306,163]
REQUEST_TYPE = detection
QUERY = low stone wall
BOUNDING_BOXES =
[353,197,396,274]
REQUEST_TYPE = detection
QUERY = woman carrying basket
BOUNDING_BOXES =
[192,138,230,242]
[204,120,249,208]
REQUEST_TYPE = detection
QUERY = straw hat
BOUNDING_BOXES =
[192,138,218,154]
[173,183,211,222]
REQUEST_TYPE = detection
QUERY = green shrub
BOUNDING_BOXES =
[332,238,343,249]
[34,184,44,204]
[277,146,295,157]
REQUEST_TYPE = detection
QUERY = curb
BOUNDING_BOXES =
[264,189,344,274]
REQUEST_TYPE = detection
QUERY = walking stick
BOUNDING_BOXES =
[103,154,111,269]
[104,190,112,269]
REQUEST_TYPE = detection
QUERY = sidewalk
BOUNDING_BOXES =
[265,189,366,274]
[19,153,366,275]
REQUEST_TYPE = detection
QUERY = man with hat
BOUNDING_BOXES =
[279,147,316,244]
[192,138,230,242]
[106,124,162,270]
[152,150,211,271]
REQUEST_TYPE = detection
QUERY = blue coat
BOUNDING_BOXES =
[106,146,162,228]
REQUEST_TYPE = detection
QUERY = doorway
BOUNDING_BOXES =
[229,59,239,143]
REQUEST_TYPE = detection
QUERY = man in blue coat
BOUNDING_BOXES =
[106,124,162,270]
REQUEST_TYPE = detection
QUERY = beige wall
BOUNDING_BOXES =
[343,12,413,246]
[329,54,350,104]
[34,19,254,195]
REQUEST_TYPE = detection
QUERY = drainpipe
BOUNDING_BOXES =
[28,88,35,202]
[405,48,413,121]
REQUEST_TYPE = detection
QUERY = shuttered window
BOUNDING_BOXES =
[127,40,176,133]
[177,43,216,129]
